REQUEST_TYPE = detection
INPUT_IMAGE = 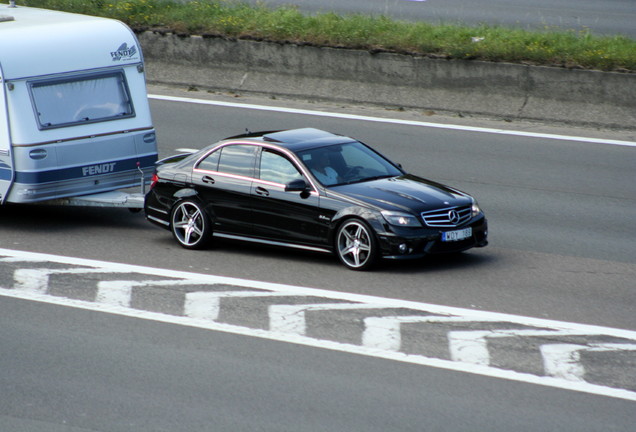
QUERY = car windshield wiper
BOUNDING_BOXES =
[365,174,396,182]
[339,174,395,186]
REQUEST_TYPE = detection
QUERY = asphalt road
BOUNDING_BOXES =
[247,0,636,38]
[2,91,635,328]
[1,90,635,430]
[2,297,635,432]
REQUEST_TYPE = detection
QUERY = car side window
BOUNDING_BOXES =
[196,149,220,171]
[259,150,303,185]
[216,145,258,178]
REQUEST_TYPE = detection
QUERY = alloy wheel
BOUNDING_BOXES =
[171,200,210,249]
[336,219,377,270]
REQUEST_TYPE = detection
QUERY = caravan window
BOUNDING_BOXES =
[29,71,134,129]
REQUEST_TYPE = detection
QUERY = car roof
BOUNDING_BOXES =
[225,128,357,152]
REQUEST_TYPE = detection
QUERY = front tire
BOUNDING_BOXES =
[170,199,211,249]
[335,219,378,270]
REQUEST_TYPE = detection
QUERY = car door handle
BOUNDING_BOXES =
[255,186,270,197]
[202,175,215,184]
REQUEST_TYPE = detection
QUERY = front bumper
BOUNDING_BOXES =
[377,215,488,259]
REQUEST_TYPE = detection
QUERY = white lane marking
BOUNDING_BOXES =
[13,268,121,294]
[542,344,588,381]
[542,344,636,382]
[13,268,49,293]
[149,94,636,148]
[184,291,290,321]
[362,315,505,351]
[2,248,635,338]
[2,248,636,402]
[448,329,592,366]
[269,304,386,335]
[362,317,634,381]
[3,285,636,402]
[96,280,134,307]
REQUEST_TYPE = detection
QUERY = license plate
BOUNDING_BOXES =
[442,227,472,242]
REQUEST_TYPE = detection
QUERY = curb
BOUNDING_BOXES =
[139,32,636,130]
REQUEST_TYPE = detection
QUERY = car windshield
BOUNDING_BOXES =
[297,141,402,187]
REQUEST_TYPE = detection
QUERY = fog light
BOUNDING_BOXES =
[399,243,408,254]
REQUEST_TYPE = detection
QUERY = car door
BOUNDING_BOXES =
[251,148,326,246]
[192,143,257,236]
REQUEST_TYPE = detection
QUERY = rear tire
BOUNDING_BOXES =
[335,219,378,270]
[170,199,211,249]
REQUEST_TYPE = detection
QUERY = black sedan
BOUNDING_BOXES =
[144,128,488,270]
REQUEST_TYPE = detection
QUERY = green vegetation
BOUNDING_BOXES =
[21,0,636,72]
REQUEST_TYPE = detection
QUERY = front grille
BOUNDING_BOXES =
[421,206,471,227]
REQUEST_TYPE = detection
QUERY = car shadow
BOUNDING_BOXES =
[374,250,496,274]
[0,203,149,233]
[212,237,495,274]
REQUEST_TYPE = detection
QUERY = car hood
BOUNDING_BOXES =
[329,174,472,213]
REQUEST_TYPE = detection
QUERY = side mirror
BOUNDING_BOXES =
[285,179,309,192]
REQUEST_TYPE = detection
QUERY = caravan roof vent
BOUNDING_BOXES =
[0,15,15,23]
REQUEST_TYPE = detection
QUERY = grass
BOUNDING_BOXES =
[20,0,636,72]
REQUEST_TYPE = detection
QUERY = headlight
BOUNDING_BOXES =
[381,211,421,227]
[471,199,482,217]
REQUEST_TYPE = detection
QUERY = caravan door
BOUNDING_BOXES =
[0,64,12,204]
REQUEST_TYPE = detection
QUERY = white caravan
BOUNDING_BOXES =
[0,3,157,208]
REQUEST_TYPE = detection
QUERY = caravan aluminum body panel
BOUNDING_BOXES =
[0,60,11,190]
[0,4,157,204]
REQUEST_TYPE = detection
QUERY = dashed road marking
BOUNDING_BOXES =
[185,291,294,321]
[270,304,387,335]
[448,329,592,366]
[1,248,635,401]
[542,343,636,382]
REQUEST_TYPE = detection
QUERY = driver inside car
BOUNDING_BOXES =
[309,151,339,185]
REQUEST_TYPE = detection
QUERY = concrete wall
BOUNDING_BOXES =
[138,31,636,129]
